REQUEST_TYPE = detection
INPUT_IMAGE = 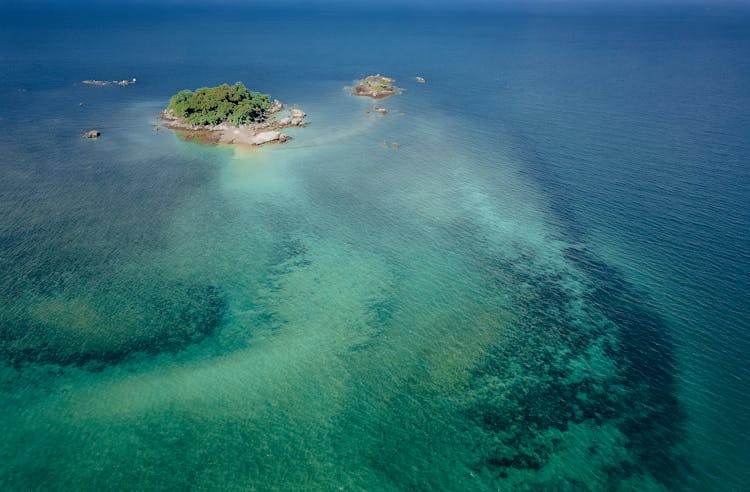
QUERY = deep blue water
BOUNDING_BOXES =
[1,3,748,490]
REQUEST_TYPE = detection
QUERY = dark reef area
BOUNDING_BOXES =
[0,280,226,370]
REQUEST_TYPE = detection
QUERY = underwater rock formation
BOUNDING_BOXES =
[0,280,226,369]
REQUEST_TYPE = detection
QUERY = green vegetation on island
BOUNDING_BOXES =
[168,82,271,126]
[160,82,307,147]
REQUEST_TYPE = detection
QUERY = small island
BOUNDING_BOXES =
[159,82,306,147]
[83,78,137,86]
[351,74,400,99]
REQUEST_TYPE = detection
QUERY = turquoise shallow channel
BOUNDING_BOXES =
[0,3,749,490]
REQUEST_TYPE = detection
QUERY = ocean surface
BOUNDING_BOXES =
[1,3,748,490]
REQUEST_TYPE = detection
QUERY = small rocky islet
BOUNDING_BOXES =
[351,74,401,99]
[159,82,307,147]
[83,78,137,87]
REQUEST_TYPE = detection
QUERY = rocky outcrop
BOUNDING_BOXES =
[250,131,289,145]
[289,108,306,126]
[351,74,401,99]
[268,99,284,115]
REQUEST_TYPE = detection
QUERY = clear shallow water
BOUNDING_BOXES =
[1,4,749,490]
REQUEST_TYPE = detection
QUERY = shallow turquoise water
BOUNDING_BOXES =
[1,4,748,490]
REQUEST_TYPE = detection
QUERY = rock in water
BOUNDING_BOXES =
[268,99,284,114]
[251,131,287,145]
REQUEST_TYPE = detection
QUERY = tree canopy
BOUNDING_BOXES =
[168,82,271,126]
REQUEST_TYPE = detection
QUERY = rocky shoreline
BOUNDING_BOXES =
[158,99,307,147]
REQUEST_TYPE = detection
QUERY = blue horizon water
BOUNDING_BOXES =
[1,3,748,490]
